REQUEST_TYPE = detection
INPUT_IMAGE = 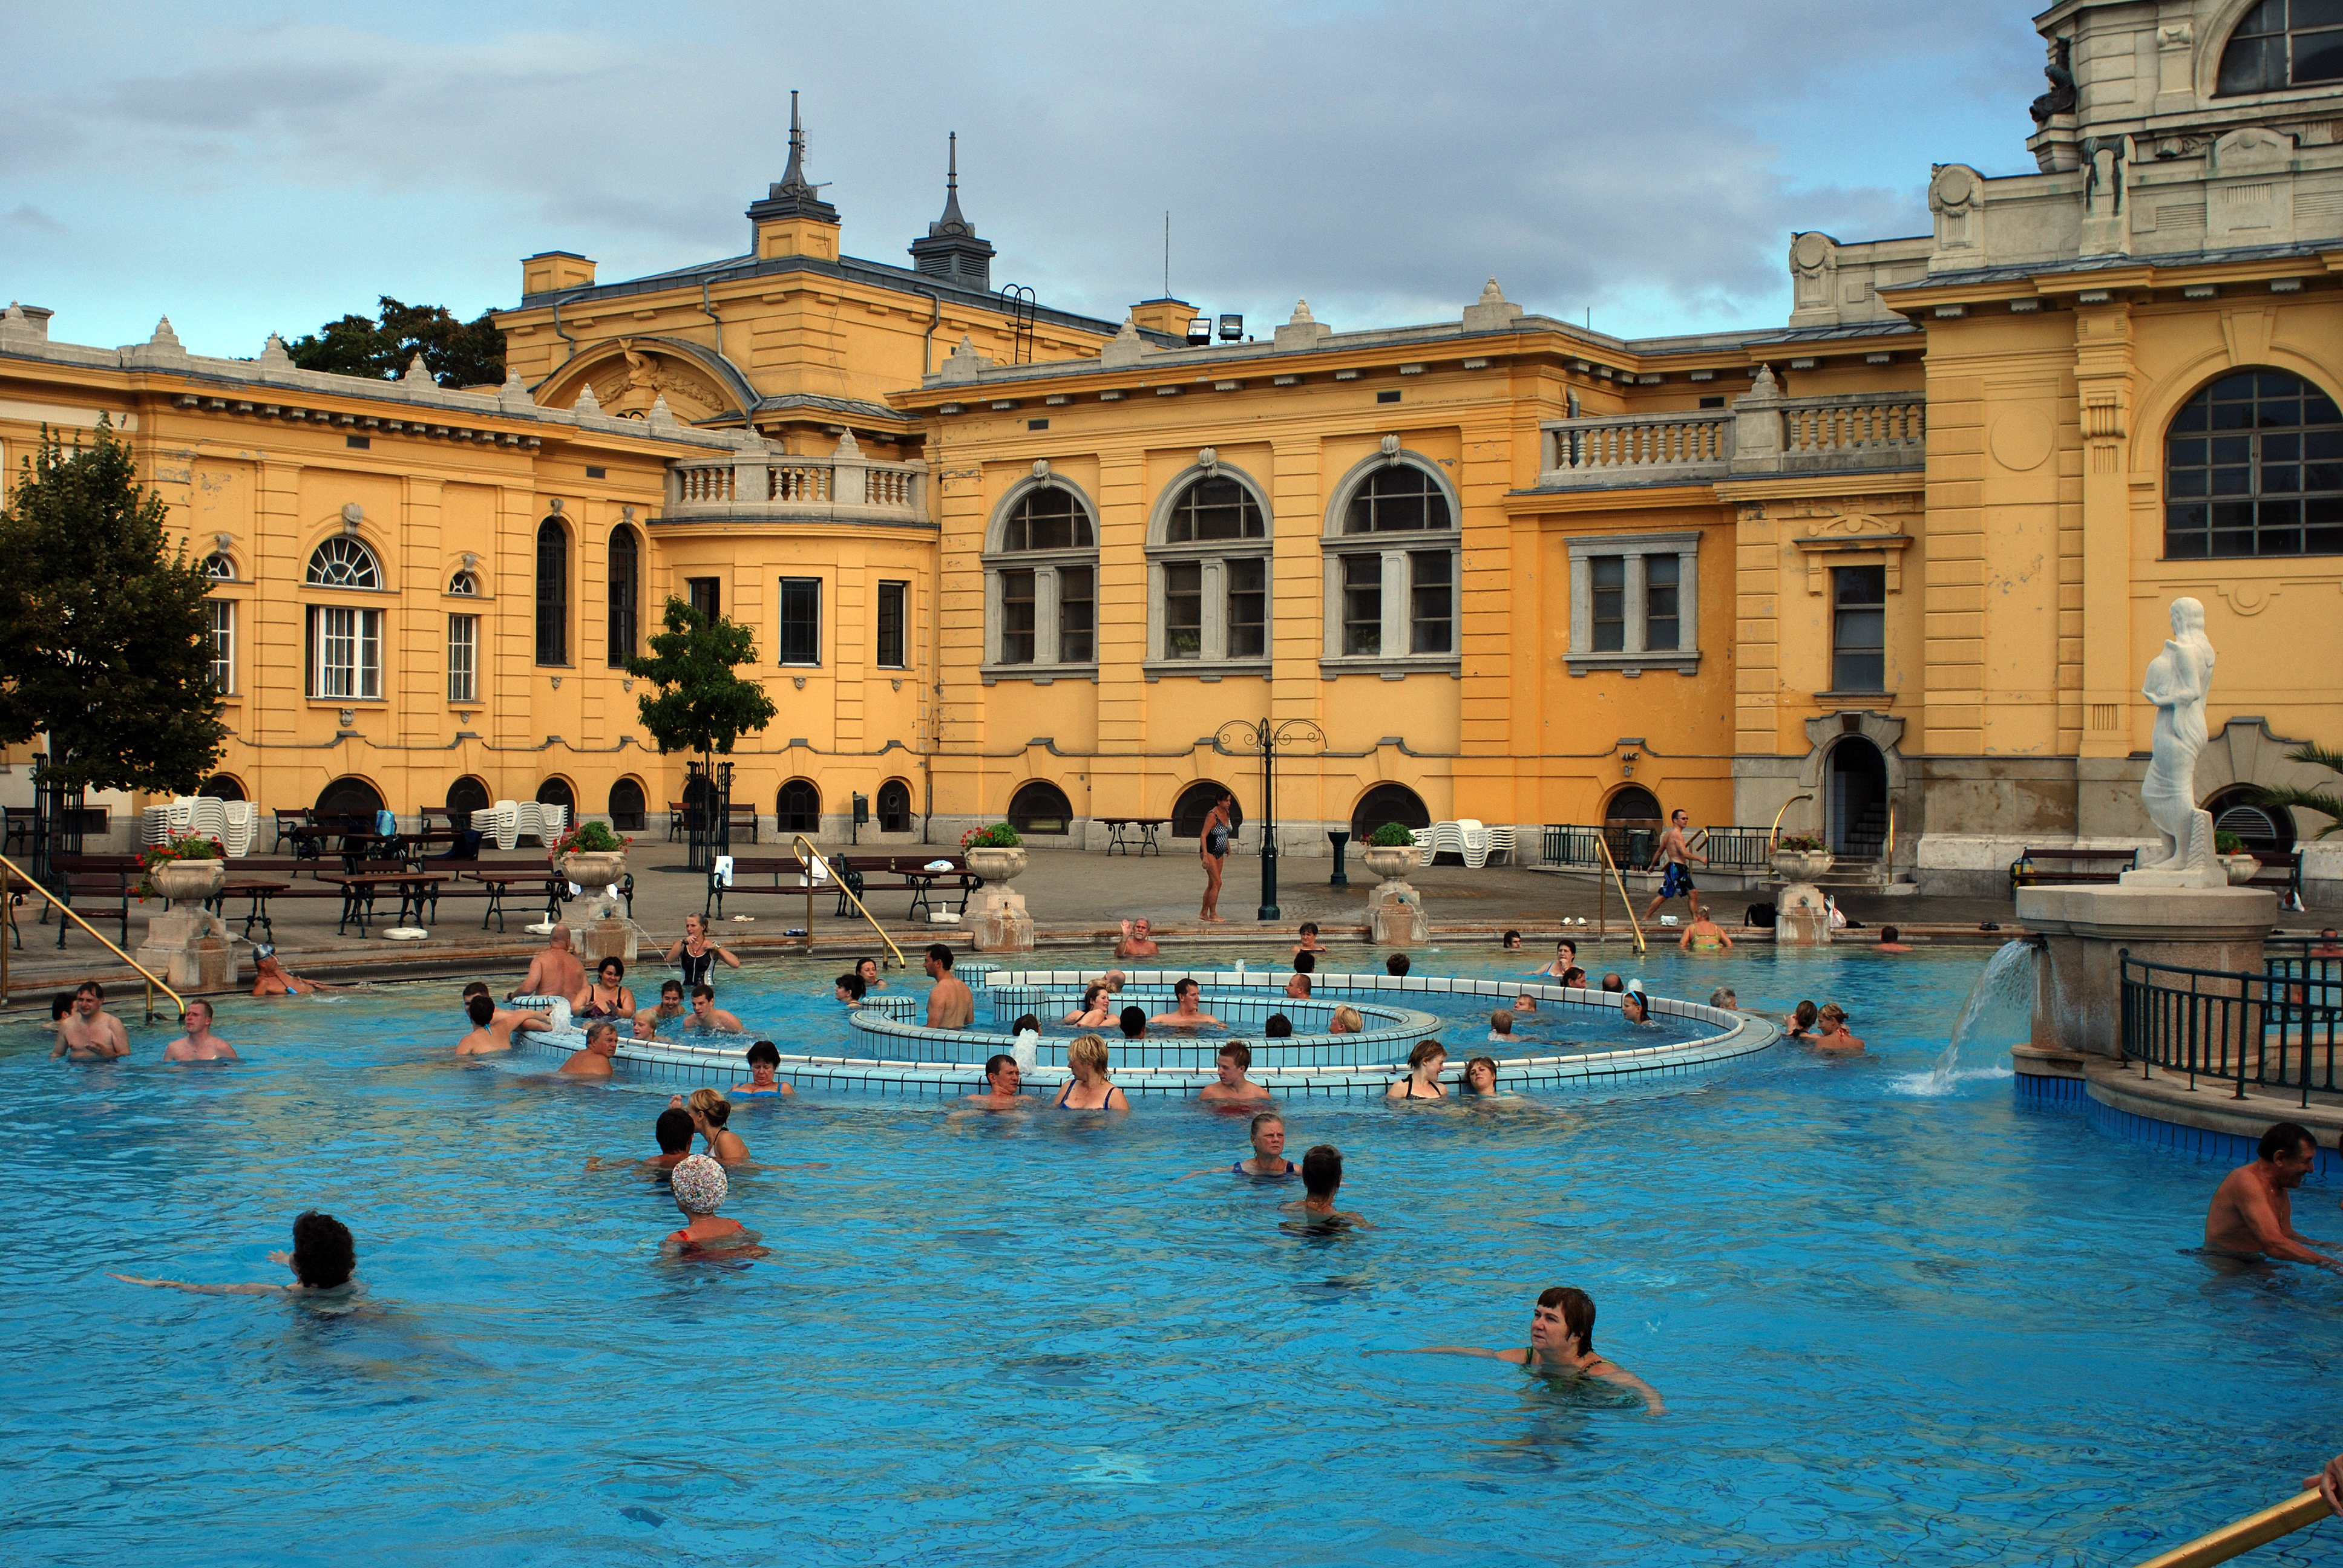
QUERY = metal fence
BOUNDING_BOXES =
[1542,823,1777,875]
[2118,947,2343,1104]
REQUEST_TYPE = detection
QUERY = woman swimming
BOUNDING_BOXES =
[574,958,635,1022]
[1387,1039,1447,1100]
[1064,982,1113,1027]
[1405,1286,1665,1412]
[1055,1033,1131,1111]
[1461,1055,1501,1096]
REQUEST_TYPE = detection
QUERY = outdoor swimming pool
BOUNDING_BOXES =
[7,941,2339,1566]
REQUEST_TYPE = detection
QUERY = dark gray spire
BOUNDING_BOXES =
[909,131,994,287]
[747,90,839,227]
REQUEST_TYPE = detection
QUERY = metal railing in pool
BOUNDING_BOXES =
[2118,947,2343,1105]
[2131,1486,2331,1567]
[1542,823,1772,875]
[788,834,905,968]
[0,849,185,1021]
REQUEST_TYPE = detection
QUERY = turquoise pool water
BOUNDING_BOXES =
[7,941,2339,1566]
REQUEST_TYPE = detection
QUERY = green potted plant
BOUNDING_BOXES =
[139,829,227,907]
[1771,832,1835,883]
[2214,828,2259,885]
[552,820,631,898]
[961,822,1027,887]
[1360,820,1421,882]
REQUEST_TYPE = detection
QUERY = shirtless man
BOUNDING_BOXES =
[1876,925,1914,954]
[1279,1144,1368,1230]
[249,946,349,997]
[635,979,687,1034]
[560,1020,622,1077]
[50,983,129,1060]
[684,984,746,1034]
[162,999,238,1062]
[1639,808,1708,925]
[1150,977,1225,1030]
[1115,918,1160,960]
[925,943,973,1029]
[1199,1042,1271,1104]
[456,991,553,1054]
[2206,1122,2338,1267]
[960,1053,1029,1111]
[508,924,586,1004]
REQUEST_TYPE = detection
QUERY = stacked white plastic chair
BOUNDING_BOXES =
[519,802,568,846]
[480,801,522,851]
[1455,818,1492,869]
[1481,825,1517,867]
[141,796,257,857]
[1409,826,1438,866]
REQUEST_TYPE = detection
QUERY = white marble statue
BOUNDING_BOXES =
[2123,596,2222,887]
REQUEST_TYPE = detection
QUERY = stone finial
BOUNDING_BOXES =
[150,316,183,350]
[1289,299,1316,323]
[497,365,536,410]
[833,428,863,459]
[1099,315,1152,368]
[940,332,995,382]
[259,332,293,368]
[572,379,601,414]
[646,392,677,428]
[1273,299,1332,352]
[1461,276,1523,332]
[401,351,433,384]
[1744,363,1782,400]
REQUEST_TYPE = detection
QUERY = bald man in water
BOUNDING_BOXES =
[510,924,586,1003]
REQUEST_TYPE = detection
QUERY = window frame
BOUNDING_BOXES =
[777,576,823,667]
[448,612,480,704]
[2162,368,2343,560]
[1145,463,1275,677]
[1564,531,1703,676]
[1319,451,1463,678]
[607,525,640,668]
[2214,0,2343,96]
[981,475,1103,681]
[306,604,384,700]
[534,517,569,667]
[876,580,909,670]
[1829,564,1887,694]
[686,577,722,621]
[206,598,235,695]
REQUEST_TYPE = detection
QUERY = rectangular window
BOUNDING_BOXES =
[778,577,821,665]
[310,606,382,699]
[1226,558,1267,659]
[1164,562,1204,658]
[1832,564,1887,691]
[1058,567,1095,664]
[999,570,1036,664]
[876,581,908,669]
[448,613,479,704]
[207,599,235,694]
[687,577,721,620]
[1645,554,1680,652]
[1342,555,1382,656]
[1591,555,1626,652]
[1408,550,1452,654]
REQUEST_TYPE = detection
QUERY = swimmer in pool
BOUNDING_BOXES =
[1293,921,1328,959]
[111,1210,358,1298]
[1810,1003,1864,1053]
[1119,1005,1147,1040]
[573,958,637,1024]
[1677,912,1732,953]
[1709,987,1739,1010]
[1461,1056,1501,1096]
[1784,1000,1818,1040]
[2204,1122,2338,1267]
[507,925,586,1004]
[1182,1110,1300,1179]
[1388,1039,1447,1100]
[734,1039,795,1097]
[960,1053,1031,1111]
[162,999,238,1062]
[1096,969,1129,996]
[249,946,353,997]
[1512,994,1540,1017]
[1150,978,1224,1030]
[924,944,973,1030]
[856,956,889,991]
[1501,929,1523,952]
[559,1021,622,1077]
[833,972,867,1005]
[1115,918,1160,959]
[1559,967,1588,990]
[1285,971,1313,1001]
[664,915,741,996]
[51,982,129,1060]
[1280,1144,1368,1230]
[1064,982,1115,1028]
[1327,1006,1363,1036]
[1055,1034,1131,1111]
[670,1087,752,1162]
[1876,925,1913,953]
[664,1154,752,1253]
[1620,987,1652,1026]
[1406,1287,1665,1413]
[456,990,553,1054]
[587,1108,698,1173]
[684,984,747,1034]
[1532,939,1578,979]
[1487,1010,1518,1045]
[635,979,688,1035]
[1199,1041,1271,1104]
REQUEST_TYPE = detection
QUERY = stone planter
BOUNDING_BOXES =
[560,850,628,888]
[139,857,234,991]
[2221,853,2261,886]
[1771,849,1835,883]
[965,846,1029,886]
[1360,845,1417,883]
[560,851,631,958]
[965,846,1033,953]
[148,857,227,910]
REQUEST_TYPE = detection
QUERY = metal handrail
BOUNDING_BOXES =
[2118,947,2343,1105]
[0,849,185,1021]
[1594,834,1648,955]
[2133,1488,2330,1567]
[1768,792,1814,851]
[789,834,906,967]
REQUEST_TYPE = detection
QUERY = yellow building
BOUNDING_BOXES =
[3,1,2341,900]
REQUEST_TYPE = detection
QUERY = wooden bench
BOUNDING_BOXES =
[2010,846,2140,887]
[729,801,760,844]
[831,853,981,922]
[48,855,140,949]
[704,854,827,921]
[2241,848,2306,905]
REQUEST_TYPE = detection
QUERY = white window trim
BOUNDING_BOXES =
[309,604,384,701]
[778,575,824,667]
[1566,530,1702,677]
[208,599,235,695]
[981,475,1101,682]
[448,613,480,704]
[1319,449,1463,679]
[1144,461,1274,679]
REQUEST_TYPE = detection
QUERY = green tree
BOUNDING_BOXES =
[284,296,506,388]
[2255,746,2343,838]
[0,422,228,793]
[624,598,779,775]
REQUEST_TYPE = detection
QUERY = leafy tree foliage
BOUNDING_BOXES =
[284,296,506,388]
[624,598,779,768]
[2256,746,2343,839]
[0,423,227,793]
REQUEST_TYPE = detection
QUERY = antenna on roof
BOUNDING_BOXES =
[1164,211,1170,299]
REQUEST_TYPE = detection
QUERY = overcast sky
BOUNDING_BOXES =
[2,2,2045,361]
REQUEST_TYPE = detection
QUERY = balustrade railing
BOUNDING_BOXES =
[663,452,925,522]
[1782,394,1925,462]
[770,463,833,505]
[1542,414,1730,482]
[2119,949,2343,1105]
[1537,388,1927,489]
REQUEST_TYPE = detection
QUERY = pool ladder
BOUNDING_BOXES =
[0,849,186,1020]
[790,834,906,969]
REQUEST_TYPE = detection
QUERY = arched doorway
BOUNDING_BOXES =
[200,774,246,802]
[446,776,491,831]
[777,779,821,835]
[1603,785,1663,869]
[1827,737,1889,861]
[608,777,647,832]
[535,777,577,814]
[1172,780,1241,838]
[877,778,914,834]
[2206,785,2295,860]
[314,775,384,824]
[1351,783,1430,841]
[1009,780,1073,835]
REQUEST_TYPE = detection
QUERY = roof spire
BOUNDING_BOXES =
[779,91,809,196]
[931,131,972,237]
[747,88,839,227]
[908,129,994,287]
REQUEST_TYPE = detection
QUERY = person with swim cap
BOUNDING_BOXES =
[664,1154,749,1253]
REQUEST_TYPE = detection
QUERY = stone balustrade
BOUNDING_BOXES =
[661,438,926,525]
[1535,381,1925,490]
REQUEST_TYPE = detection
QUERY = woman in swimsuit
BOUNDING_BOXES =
[1230,1111,1298,1175]
[1064,982,1113,1027]
[1198,791,1234,924]
[1055,1033,1130,1111]
[733,1039,795,1098]
[1328,1005,1364,1036]
[573,958,636,1022]
[1461,1056,1501,1096]
[1386,1038,1448,1101]
[670,1087,753,1161]
[664,1154,749,1253]
[1405,1287,1665,1413]
[665,914,741,996]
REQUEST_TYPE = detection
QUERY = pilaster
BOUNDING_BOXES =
[2074,297,2136,758]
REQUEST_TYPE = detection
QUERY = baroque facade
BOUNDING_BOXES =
[3,0,2341,896]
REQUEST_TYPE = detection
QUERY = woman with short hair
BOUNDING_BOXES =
[1328,1005,1363,1036]
[1406,1286,1665,1412]
[1055,1033,1130,1111]
[574,958,635,1022]
[1387,1038,1447,1100]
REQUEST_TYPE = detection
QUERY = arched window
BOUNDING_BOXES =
[877,778,914,834]
[1009,780,1073,834]
[200,774,246,801]
[535,777,576,813]
[2218,1,2343,94]
[1323,453,1460,669]
[306,538,379,588]
[1150,469,1271,667]
[1172,780,1242,838]
[203,552,237,581]
[1351,783,1430,841]
[778,779,821,835]
[315,775,384,822]
[608,525,640,666]
[1603,785,1664,869]
[608,777,647,832]
[2165,370,2343,558]
[447,569,479,595]
[984,482,1099,670]
[446,776,491,831]
[536,517,569,665]
[2207,785,2296,857]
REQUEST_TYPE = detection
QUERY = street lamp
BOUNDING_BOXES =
[1214,717,1326,921]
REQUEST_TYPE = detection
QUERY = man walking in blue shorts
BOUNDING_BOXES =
[1640,808,1708,926]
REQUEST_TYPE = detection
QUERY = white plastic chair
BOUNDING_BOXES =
[1410,826,1437,866]
[1483,825,1517,867]
[1456,818,1490,869]
[482,801,522,851]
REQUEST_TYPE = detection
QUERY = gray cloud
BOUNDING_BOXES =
[8,204,68,235]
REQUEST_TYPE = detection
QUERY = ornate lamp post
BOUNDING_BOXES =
[1214,717,1326,921]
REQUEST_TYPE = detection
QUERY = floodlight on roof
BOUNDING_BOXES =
[1186,317,1212,346]
[1218,313,1243,341]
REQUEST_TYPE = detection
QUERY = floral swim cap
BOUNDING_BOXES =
[669,1153,727,1214]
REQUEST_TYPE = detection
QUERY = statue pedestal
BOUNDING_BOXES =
[138,907,239,993]
[1368,879,1428,946]
[969,886,1034,953]
[2016,883,2276,1059]
[1776,881,1831,945]
[580,916,638,966]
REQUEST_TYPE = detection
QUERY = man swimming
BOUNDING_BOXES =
[1150,978,1225,1030]
[456,990,553,1054]
[51,982,130,1060]
[1280,1144,1368,1229]
[560,1020,622,1077]
[508,924,588,1003]
[961,1053,1029,1111]
[162,999,238,1062]
[684,984,747,1034]
[2206,1122,2338,1267]
[1199,1041,1271,1104]
[734,1039,795,1097]
[1405,1287,1665,1411]
[1284,971,1313,1001]
[924,943,972,1029]
[1115,917,1160,959]
[1875,925,1913,953]
[111,1210,358,1298]
[586,1108,699,1174]
[635,979,688,1034]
